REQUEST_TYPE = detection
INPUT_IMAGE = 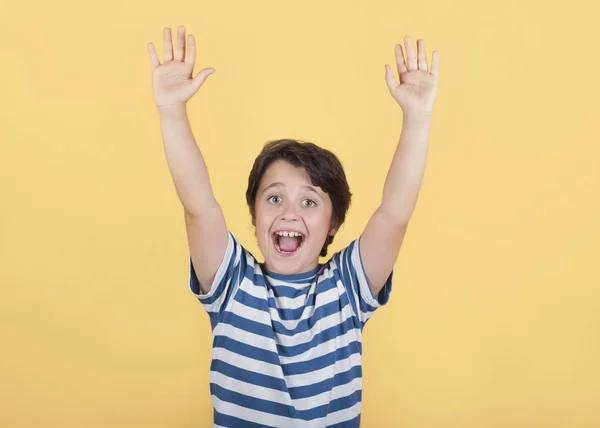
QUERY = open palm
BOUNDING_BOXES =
[147,26,215,109]
[385,37,439,115]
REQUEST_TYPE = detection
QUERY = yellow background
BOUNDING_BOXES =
[1,0,599,426]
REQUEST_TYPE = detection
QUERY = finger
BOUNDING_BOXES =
[163,28,173,62]
[147,42,160,68]
[403,36,418,71]
[385,64,399,93]
[417,39,428,71]
[191,68,216,94]
[430,50,440,77]
[395,44,408,75]
[174,25,185,62]
[185,34,197,67]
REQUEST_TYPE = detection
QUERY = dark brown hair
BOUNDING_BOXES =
[246,139,352,257]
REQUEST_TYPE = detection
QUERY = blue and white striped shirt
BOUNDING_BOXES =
[189,232,392,427]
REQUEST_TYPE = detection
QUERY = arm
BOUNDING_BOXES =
[148,26,227,294]
[360,113,432,295]
[160,105,229,294]
[360,37,440,296]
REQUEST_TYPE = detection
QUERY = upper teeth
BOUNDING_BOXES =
[276,231,302,237]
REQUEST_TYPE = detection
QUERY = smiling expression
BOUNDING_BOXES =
[254,160,338,275]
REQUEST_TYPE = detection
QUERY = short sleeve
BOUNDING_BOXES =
[331,237,393,327]
[189,231,248,327]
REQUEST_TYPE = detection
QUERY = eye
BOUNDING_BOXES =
[267,195,282,204]
[302,199,317,208]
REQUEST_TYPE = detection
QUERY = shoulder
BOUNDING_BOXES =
[322,238,361,275]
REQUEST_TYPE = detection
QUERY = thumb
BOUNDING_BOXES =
[384,65,398,93]
[191,68,216,94]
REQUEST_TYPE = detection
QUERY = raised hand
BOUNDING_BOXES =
[147,26,215,110]
[385,37,439,115]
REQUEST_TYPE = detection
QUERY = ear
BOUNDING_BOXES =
[328,222,340,237]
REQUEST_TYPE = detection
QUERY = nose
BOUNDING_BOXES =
[279,200,300,222]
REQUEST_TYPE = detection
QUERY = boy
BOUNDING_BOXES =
[147,25,439,428]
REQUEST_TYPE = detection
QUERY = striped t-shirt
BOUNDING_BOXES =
[189,231,393,427]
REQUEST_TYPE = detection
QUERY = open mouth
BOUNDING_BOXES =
[272,230,305,256]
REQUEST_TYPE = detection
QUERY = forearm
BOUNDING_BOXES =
[158,104,218,216]
[380,112,432,223]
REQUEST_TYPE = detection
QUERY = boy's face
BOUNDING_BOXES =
[254,160,337,275]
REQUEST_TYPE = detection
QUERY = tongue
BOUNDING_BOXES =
[279,236,301,252]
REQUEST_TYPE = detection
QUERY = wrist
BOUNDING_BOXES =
[157,103,188,119]
[402,109,433,123]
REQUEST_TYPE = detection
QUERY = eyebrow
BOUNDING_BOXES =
[261,182,322,197]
